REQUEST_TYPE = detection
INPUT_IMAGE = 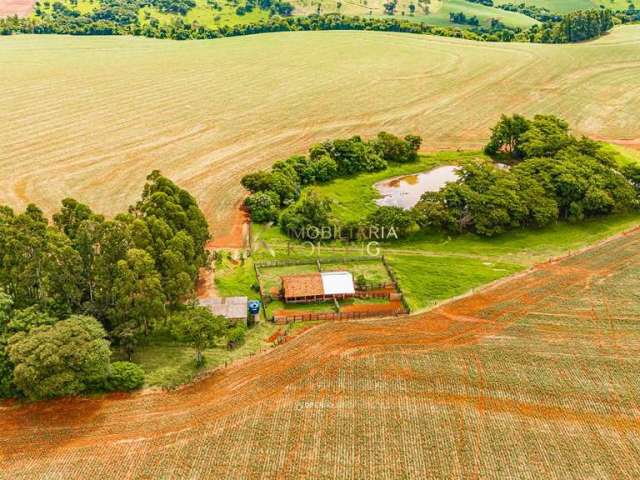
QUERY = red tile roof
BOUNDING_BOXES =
[281,273,324,299]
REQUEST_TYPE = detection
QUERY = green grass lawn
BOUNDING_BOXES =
[129,320,279,388]
[312,151,484,223]
[215,258,260,299]
[36,0,99,15]
[389,211,640,264]
[138,0,268,28]
[250,211,640,310]
[265,299,337,318]
[607,143,640,167]
[386,254,523,311]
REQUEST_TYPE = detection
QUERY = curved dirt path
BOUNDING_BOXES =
[1,229,639,478]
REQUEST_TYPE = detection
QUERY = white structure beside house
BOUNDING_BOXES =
[199,296,248,325]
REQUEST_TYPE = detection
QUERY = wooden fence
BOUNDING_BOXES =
[255,255,382,269]
[273,307,406,324]
[381,255,412,313]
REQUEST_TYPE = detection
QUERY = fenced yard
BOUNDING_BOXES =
[254,256,410,323]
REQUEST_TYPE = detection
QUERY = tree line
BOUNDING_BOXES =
[242,115,640,244]
[0,171,236,401]
[1,7,623,44]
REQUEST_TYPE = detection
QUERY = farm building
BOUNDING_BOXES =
[199,296,248,325]
[282,271,355,303]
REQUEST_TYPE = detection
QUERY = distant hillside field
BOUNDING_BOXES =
[1,0,634,23]
[1,27,640,234]
[0,0,34,17]
[493,0,633,15]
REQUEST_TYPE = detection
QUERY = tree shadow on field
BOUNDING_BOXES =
[0,392,127,458]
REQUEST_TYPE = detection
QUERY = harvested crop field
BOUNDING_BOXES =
[2,228,640,478]
[2,28,640,235]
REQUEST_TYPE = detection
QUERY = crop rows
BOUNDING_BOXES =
[1,29,640,235]
[1,229,639,478]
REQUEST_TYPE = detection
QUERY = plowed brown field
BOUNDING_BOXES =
[1,229,639,478]
[2,28,640,236]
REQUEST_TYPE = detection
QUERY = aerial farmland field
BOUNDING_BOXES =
[2,227,639,478]
[1,27,640,236]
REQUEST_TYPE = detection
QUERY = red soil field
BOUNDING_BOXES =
[207,201,249,249]
[340,299,403,314]
[0,0,34,17]
[1,230,640,478]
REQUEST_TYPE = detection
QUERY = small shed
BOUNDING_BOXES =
[200,296,248,325]
[281,271,355,303]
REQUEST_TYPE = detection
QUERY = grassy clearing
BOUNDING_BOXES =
[312,151,483,223]
[130,320,279,388]
[386,254,523,311]
[214,258,259,298]
[265,299,337,318]
[607,143,640,166]
[426,0,539,28]
[390,211,640,264]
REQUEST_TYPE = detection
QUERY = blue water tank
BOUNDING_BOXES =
[248,300,261,314]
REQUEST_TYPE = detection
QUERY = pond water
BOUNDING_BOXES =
[375,165,459,210]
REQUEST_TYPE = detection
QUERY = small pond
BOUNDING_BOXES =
[375,165,459,210]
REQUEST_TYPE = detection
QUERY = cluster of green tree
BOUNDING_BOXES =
[0,290,146,400]
[614,5,640,23]
[465,0,493,7]
[0,9,616,43]
[0,171,238,400]
[383,0,398,15]
[497,3,562,23]
[278,191,416,241]
[151,0,196,15]
[412,115,639,237]
[234,0,293,16]
[242,132,421,225]
[449,12,480,27]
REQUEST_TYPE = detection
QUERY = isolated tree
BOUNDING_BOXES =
[102,361,145,392]
[7,315,111,400]
[374,132,421,163]
[484,114,531,158]
[170,307,225,366]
